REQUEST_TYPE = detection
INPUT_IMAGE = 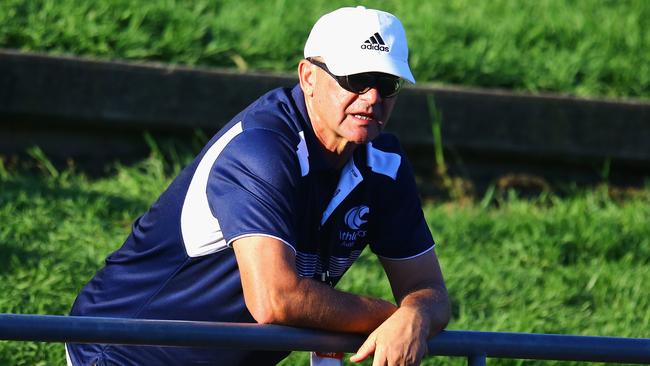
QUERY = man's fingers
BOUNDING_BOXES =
[349,335,376,363]
[371,345,387,366]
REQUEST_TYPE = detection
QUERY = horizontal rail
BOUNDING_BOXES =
[1,314,649,364]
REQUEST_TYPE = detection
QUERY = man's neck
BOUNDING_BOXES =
[311,122,356,170]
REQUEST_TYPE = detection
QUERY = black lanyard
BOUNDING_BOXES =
[317,223,333,287]
[313,166,339,288]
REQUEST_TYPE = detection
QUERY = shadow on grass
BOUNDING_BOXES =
[0,243,35,276]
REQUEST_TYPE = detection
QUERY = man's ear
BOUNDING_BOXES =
[298,59,315,97]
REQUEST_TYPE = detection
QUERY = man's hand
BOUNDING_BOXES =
[349,248,450,365]
[350,306,429,365]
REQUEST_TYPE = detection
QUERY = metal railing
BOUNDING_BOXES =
[1,314,649,365]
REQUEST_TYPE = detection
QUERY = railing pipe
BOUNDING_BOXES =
[467,355,487,366]
[1,314,649,364]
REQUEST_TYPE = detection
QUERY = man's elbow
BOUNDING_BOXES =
[433,287,452,332]
[248,305,279,325]
[245,284,299,325]
[439,303,451,330]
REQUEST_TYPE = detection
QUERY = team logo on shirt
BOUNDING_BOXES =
[339,205,369,246]
[344,205,369,230]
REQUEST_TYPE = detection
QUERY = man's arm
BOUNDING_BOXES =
[350,248,450,365]
[232,236,397,333]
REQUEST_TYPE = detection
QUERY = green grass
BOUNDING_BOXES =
[1,150,649,365]
[1,0,649,99]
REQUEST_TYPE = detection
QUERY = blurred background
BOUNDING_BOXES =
[0,1,649,365]
[2,0,648,98]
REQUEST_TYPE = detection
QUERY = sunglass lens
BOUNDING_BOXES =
[345,74,401,98]
[345,74,374,94]
[377,77,402,97]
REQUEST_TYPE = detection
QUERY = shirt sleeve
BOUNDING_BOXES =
[206,128,301,250]
[368,142,435,260]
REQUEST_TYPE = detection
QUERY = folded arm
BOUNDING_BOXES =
[233,236,449,365]
[232,236,397,333]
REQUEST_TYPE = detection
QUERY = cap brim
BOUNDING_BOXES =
[325,54,416,84]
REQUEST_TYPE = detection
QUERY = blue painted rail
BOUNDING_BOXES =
[1,314,649,364]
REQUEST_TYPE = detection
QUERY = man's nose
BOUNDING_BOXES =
[359,87,382,104]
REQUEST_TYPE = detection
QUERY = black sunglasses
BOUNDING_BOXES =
[307,58,403,98]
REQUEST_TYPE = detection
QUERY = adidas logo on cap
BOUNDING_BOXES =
[360,32,390,52]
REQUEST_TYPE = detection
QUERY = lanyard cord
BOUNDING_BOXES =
[317,223,333,287]
[315,169,337,288]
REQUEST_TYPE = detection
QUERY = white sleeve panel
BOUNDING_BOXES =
[180,122,244,258]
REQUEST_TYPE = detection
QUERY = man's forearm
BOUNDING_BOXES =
[263,276,397,334]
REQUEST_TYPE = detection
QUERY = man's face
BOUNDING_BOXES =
[301,60,398,152]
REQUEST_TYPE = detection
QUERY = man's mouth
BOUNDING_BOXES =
[352,114,373,121]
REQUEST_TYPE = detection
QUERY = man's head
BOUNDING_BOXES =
[298,6,415,155]
[304,6,415,83]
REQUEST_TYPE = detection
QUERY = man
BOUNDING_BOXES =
[67,6,450,366]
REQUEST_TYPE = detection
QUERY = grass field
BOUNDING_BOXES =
[1,0,649,99]
[1,149,648,365]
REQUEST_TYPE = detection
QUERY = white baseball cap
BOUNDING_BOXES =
[304,6,416,84]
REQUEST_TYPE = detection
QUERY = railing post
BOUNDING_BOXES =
[468,354,487,366]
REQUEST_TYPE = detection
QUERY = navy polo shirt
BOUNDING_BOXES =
[67,85,434,365]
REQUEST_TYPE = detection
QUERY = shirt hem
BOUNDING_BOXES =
[227,233,297,255]
[376,243,435,261]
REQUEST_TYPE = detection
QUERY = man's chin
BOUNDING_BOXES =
[349,136,374,145]
[347,130,380,145]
